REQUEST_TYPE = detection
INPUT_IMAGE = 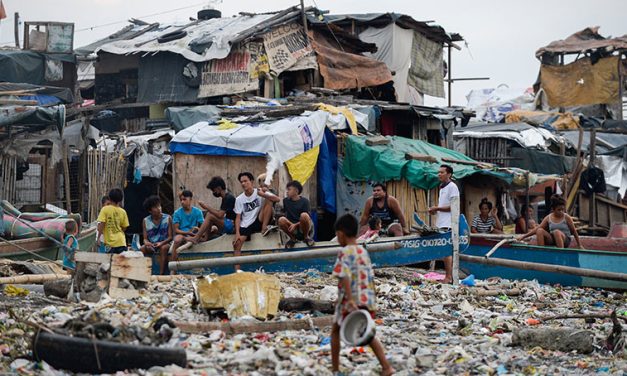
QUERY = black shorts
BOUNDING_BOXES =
[239,219,262,239]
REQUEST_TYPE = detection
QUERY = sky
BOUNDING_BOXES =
[1,0,626,106]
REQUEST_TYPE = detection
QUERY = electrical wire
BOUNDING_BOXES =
[75,1,207,32]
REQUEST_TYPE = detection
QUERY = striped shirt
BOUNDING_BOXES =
[472,215,495,233]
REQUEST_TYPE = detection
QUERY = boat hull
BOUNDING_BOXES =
[0,226,98,261]
[462,238,627,290]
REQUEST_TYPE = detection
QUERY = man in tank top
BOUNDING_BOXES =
[359,183,408,237]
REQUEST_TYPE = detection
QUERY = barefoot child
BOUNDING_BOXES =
[96,188,129,254]
[331,214,394,376]
[62,220,79,271]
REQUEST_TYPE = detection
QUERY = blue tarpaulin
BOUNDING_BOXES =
[317,128,337,213]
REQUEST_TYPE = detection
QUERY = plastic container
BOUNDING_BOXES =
[340,309,376,346]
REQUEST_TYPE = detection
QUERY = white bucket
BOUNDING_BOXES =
[340,309,376,346]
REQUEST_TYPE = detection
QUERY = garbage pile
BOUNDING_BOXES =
[1,267,625,375]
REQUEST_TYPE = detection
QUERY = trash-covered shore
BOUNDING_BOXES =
[1,267,626,375]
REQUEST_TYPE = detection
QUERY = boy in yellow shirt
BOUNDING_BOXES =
[97,188,129,254]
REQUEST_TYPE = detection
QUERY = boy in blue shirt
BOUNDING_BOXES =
[171,190,204,266]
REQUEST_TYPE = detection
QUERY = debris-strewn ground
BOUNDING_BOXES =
[1,267,626,375]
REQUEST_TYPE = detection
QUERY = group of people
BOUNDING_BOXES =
[88,173,316,275]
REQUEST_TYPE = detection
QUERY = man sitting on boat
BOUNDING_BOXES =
[278,180,315,248]
[140,195,172,275]
[517,194,584,249]
[171,190,204,266]
[191,176,237,242]
[428,165,459,284]
[359,183,409,237]
[232,172,280,269]
[471,198,503,234]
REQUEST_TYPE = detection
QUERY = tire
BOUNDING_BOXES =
[158,30,187,44]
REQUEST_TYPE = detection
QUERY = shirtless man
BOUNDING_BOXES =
[360,183,409,237]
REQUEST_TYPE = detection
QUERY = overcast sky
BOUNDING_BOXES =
[1,0,625,105]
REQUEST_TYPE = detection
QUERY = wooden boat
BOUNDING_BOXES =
[461,230,627,290]
[162,216,472,275]
[0,225,97,261]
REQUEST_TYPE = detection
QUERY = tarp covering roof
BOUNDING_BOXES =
[0,82,74,104]
[453,122,565,151]
[341,135,512,190]
[310,13,462,44]
[94,14,275,63]
[536,26,627,58]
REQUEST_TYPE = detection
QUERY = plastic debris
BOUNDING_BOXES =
[0,266,624,375]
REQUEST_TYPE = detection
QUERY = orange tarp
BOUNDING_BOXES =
[310,31,392,90]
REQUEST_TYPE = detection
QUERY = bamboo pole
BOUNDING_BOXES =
[174,315,334,335]
[459,254,627,282]
[0,273,70,284]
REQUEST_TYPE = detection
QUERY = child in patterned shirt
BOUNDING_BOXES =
[331,214,394,376]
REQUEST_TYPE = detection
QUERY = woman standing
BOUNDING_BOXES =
[517,195,583,249]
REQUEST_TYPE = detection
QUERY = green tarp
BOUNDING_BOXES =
[342,135,512,190]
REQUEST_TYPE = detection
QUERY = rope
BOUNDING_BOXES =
[0,235,72,270]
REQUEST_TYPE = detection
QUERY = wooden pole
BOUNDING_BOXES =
[459,254,627,282]
[169,242,399,271]
[62,143,72,214]
[299,0,309,41]
[14,12,20,48]
[174,316,333,335]
[451,195,460,285]
[447,44,452,107]
[588,128,596,230]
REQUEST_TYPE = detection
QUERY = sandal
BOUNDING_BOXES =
[305,237,315,247]
[285,239,296,249]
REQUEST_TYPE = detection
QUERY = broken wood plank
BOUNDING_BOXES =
[110,255,151,283]
[365,135,390,146]
[0,99,38,105]
[174,315,334,335]
[108,276,139,300]
[405,152,438,163]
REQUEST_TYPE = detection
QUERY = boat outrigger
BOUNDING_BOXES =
[166,214,627,291]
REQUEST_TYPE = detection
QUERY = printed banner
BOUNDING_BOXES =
[199,42,268,98]
[263,23,313,76]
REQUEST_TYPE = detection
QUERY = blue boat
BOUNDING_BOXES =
[163,216,471,275]
[461,235,627,290]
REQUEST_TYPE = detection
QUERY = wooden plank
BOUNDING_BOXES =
[174,315,334,335]
[75,252,111,264]
[405,152,438,163]
[442,157,494,169]
[108,276,140,299]
[365,135,390,146]
[111,255,152,282]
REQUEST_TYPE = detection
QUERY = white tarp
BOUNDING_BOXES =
[97,15,273,63]
[597,155,627,197]
[454,127,560,150]
[171,111,330,184]
[359,24,423,105]
[466,87,535,123]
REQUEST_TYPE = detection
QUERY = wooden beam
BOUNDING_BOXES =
[405,152,437,163]
[365,135,390,146]
[174,316,334,335]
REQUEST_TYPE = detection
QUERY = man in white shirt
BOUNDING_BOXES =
[232,172,279,270]
[428,165,459,284]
